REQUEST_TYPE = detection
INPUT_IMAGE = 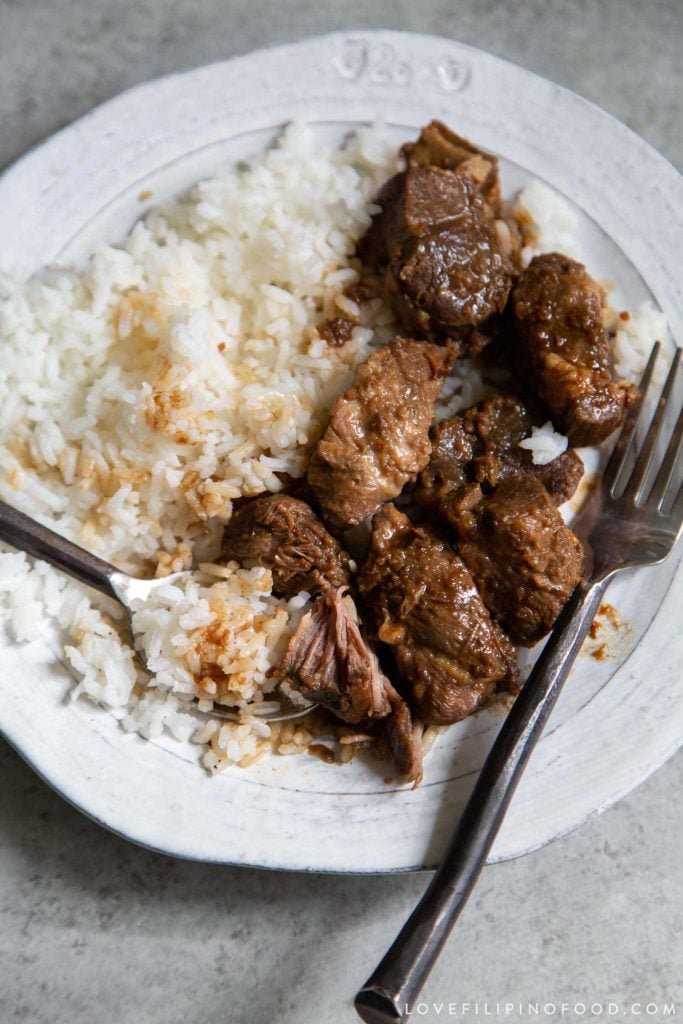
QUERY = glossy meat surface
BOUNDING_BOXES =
[416,394,584,510]
[357,505,518,726]
[222,494,350,598]
[307,336,455,530]
[360,165,514,345]
[447,476,584,646]
[402,119,501,215]
[511,253,637,445]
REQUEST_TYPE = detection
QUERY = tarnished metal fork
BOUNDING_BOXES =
[355,342,683,1024]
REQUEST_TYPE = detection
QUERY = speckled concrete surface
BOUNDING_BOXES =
[0,2,681,1023]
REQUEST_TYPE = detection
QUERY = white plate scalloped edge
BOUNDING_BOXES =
[0,30,681,872]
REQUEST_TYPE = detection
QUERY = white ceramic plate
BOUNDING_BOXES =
[1,31,681,872]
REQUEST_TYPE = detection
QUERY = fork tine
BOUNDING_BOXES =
[604,341,660,495]
[649,401,683,512]
[671,482,683,530]
[623,346,682,503]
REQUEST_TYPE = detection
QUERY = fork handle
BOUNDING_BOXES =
[0,499,121,601]
[355,577,609,1024]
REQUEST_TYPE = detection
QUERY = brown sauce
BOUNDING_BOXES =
[600,603,622,629]
[584,603,632,662]
[308,743,335,765]
[317,316,355,347]
[345,282,371,306]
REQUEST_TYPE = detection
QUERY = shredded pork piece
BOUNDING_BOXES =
[276,586,390,724]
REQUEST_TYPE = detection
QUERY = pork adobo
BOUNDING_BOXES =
[356,504,518,725]
[277,586,390,724]
[416,393,584,511]
[222,494,350,598]
[511,253,637,445]
[307,336,455,530]
[359,122,516,350]
[445,476,584,646]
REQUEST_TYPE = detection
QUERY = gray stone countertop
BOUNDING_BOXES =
[0,2,681,1022]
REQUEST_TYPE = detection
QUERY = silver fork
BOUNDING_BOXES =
[0,500,314,723]
[355,342,683,1024]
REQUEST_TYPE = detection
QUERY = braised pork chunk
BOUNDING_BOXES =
[511,253,637,445]
[357,505,518,726]
[445,476,584,646]
[307,336,455,531]
[222,494,350,598]
[360,165,514,347]
[416,393,584,511]
[276,586,390,724]
[402,120,501,215]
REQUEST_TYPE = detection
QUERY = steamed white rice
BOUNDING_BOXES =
[0,128,669,773]
[519,421,569,465]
